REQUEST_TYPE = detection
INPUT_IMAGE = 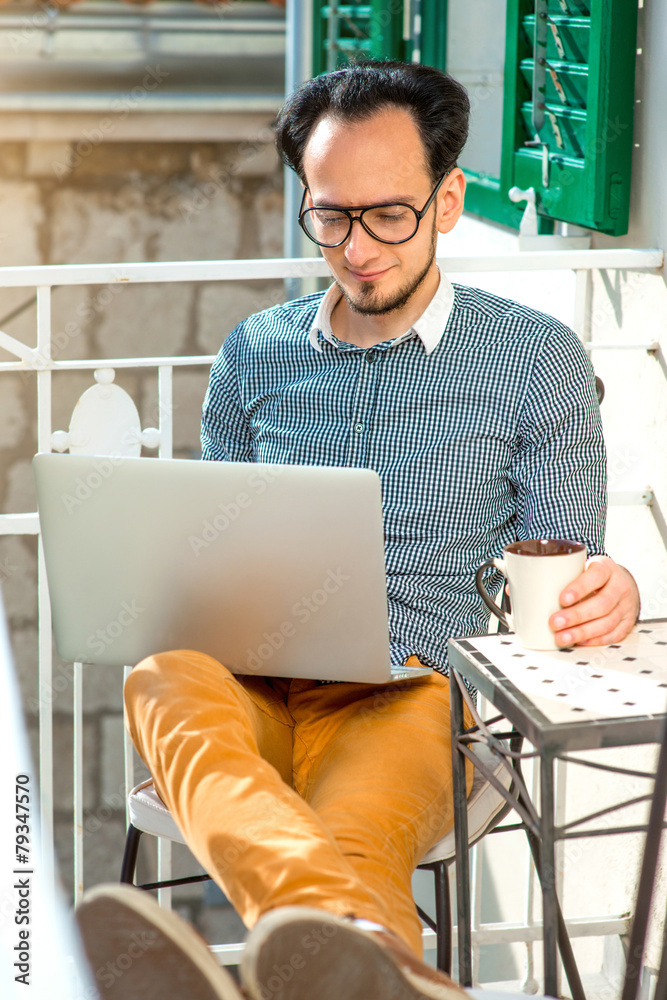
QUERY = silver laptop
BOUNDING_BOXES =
[33,454,432,684]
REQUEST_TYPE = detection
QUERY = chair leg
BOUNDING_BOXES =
[120,824,215,892]
[433,860,453,975]
[120,824,142,884]
[417,860,454,975]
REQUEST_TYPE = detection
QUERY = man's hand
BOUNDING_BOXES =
[548,556,640,647]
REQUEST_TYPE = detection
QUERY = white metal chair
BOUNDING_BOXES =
[120,738,513,974]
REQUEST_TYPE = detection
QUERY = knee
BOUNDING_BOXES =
[124,649,177,699]
[124,649,231,722]
[123,652,173,734]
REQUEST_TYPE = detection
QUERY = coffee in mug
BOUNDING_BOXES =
[475,539,587,650]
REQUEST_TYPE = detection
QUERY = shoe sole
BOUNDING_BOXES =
[76,883,243,999]
[241,906,466,1000]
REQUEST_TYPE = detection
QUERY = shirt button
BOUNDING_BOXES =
[366,350,377,363]
[354,422,364,434]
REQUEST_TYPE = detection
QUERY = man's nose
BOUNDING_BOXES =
[344,217,381,264]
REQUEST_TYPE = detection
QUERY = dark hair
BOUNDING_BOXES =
[274,60,470,185]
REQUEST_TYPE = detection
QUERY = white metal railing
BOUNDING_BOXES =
[0,249,663,974]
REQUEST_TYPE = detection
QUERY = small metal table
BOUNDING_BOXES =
[448,619,667,998]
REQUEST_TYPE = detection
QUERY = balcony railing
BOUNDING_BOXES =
[0,248,663,977]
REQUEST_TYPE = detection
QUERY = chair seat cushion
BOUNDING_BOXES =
[418,741,512,865]
[128,739,513,862]
[128,780,187,845]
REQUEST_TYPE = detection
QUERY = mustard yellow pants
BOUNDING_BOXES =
[124,651,473,956]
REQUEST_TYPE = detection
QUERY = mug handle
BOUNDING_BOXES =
[475,558,511,630]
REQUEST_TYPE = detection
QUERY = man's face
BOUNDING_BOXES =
[301,107,446,317]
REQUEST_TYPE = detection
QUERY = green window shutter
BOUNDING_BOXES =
[503,0,638,235]
[416,1,448,70]
[313,1,405,76]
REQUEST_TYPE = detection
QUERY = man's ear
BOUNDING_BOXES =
[436,168,466,235]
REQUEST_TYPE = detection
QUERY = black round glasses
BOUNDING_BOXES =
[298,173,448,248]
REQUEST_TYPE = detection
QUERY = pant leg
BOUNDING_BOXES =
[287,669,474,956]
[124,650,387,929]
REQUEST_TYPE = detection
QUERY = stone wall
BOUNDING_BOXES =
[0,132,284,938]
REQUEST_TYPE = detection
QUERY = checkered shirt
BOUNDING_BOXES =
[201,275,607,674]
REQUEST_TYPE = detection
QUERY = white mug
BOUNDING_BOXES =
[475,539,588,650]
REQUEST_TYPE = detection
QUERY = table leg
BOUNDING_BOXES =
[621,712,667,1000]
[540,752,559,997]
[450,669,473,987]
[522,827,586,1000]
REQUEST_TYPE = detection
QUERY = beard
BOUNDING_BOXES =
[335,222,437,317]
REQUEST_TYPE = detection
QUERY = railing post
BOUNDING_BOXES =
[158,365,173,460]
[574,268,593,344]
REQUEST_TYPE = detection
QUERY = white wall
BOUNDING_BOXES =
[590,0,667,625]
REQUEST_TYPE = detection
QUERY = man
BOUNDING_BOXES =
[76,61,639,1000]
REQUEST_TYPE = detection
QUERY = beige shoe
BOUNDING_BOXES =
[241,906,470,1000]
[76,883,246,999]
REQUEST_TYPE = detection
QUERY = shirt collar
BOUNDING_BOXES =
[308,268,455,355]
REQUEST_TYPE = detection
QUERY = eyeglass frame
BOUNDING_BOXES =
[297,172,449,248]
